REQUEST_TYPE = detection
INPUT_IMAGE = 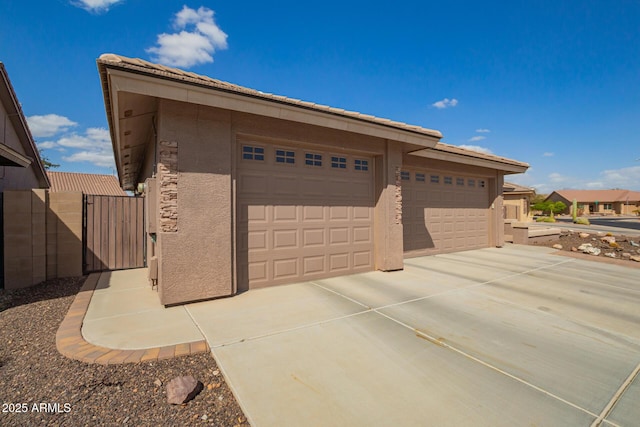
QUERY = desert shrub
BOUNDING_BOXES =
[536,216,556,223]
[573,217,590,225]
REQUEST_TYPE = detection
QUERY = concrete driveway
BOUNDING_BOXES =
[186,245,640,427]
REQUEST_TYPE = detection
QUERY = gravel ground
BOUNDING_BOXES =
[0,277,249,426]
[531,229,640,264]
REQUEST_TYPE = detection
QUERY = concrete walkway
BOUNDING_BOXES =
[72,245,640,426]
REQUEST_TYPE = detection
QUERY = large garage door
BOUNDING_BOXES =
[403,170,490,257]
[237,141,375,290]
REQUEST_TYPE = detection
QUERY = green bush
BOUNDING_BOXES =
[573,217,590,225]
[536,216,556,223]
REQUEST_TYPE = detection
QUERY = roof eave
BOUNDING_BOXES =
[408,147,529,174]
[0,63,50,188]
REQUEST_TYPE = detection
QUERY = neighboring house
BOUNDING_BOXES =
[546,189,640,215]
[1,62,50,289]
[97,53,529,306]
[47,171,127,196]
[0,62,49,192]
[503,182,535,221]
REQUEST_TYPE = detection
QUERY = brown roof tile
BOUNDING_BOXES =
[47,171,127,196]
[96,53,443,140]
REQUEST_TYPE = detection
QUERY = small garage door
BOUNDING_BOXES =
[402,170,490,257]
[237,141,375,290]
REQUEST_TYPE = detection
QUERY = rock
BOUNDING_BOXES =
[589,247,602,256]
[601,236,616,244]
[166,376,203,405]
[552,244,563,250]
[578,243,592,251]
[622,253,631,259]
[154,379,163,387]
[597,232,606,237]
[579,233,590,239]
[604,252,616,258]
[630,240,640,247]
[571,247,578,252]
[630,256,640,262]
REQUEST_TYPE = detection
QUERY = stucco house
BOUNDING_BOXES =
[546,189,640,216]
[97,54,528,306]
[503,182,535,221]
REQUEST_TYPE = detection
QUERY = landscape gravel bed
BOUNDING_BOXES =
[0,277,249,426]
[531,229,640,264]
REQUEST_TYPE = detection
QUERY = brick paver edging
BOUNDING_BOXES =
[56,273,210,364]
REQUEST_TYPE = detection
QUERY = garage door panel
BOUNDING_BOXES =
[329,206,349,221]
[403,169,490,257]
[303,228,325,246]
[273,229,298,249]
[238,142,375,290]
[329,227,349,244]
[273,205,298,222]
[303,206,325,221]
[273,258,298,280]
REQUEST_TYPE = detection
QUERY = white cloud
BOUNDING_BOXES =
[63,151,115,168]
[147,6,228,68]
[37,141,58,150]
[543,152,554,157]
[432,98,458,109]
[468,135,486,142]
[71,0,124,13]
[475,128,490,133]
[38,126,115,169]
[548,172,568,183]
[459,144,493,155]
[27,114,77,138]
[597,165,640,190]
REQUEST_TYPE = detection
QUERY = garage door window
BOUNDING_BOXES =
[276,149,295,164]
[331,156,347,169]
[430,175,440,184]
[400,171,410,181]
[456,177,465,186]
[468,179,476,187]
[354,159,369,171]
[479,180,486,188]
[305,153,322,167]
[416,173,426,182]
[444,176,453,185]
[243,145,265,161]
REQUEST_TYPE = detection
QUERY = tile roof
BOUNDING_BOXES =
[47,171,127,196]
[433,143,529,169]
[97,53,443,139]
[550,189,640,203]
[503,182,535,193]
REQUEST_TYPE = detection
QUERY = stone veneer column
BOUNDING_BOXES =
[158,140,178,232]
[395,167,402,224]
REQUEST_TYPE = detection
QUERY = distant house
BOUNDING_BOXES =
[0,62,49,192]
[47,171,127,196]
[503,182,535,221]
[545,189,640,215]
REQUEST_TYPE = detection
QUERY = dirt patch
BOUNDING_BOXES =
[531,229,640,266]
[0,277,249,426]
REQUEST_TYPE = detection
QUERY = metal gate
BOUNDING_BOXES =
[83,195,145,274]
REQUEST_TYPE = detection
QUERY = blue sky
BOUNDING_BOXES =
[1,0,639,193]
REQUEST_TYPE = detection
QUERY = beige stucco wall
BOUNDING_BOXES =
[142,99,512,304]
[0,102,41,192]
[3,190,82,290]
[503,194,530,221]
[155,100,234,305]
